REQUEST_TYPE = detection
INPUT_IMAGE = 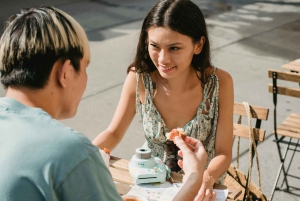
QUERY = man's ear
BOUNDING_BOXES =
[57,59,73,88]
[194,36,206,55]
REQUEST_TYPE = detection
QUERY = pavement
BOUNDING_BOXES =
[1,0,300,200]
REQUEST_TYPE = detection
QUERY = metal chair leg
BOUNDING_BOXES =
[269,138,291,201]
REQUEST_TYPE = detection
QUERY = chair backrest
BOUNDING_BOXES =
[268,69,300,98]
[233,102,269,142]
[268,68,300,139]
[227,103,269,201]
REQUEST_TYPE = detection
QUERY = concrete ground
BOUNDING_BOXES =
[0,0,299,200]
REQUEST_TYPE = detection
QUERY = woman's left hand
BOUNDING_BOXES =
[194,171,216,201]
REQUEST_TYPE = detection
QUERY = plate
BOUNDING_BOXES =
[121,194,148,201]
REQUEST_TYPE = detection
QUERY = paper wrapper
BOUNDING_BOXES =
[99,149,110,168]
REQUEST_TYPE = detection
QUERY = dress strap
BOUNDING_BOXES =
[212,67,217,75]
[136,73,155,102]
[135,73,141,112]
[200,67,219,117]
[143,73,155,98]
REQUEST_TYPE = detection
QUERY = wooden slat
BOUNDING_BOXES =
[115,183,132,195]
[227,188,242,200]
[109,167,135,185]
[268,69,300,82]
[278,124,300,134]
[233,123,265,142]
[282,120,300,129]
[276,128,300,140]
[291,113,300,118]
[233,102,269,120]
[286,115,300,124]
[110,156,129,171]
[289,59,300,65]
[282,116,300,129]
[281,64,300,72]
[276,112,300,139]
[268,84,300,98]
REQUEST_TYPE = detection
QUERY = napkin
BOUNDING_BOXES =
[99,149,110,168]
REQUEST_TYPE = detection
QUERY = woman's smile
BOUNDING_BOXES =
[159,65,176,73]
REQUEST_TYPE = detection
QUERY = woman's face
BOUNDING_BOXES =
[147,26,202,79]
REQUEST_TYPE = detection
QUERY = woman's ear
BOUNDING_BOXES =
[194,36,206,55]
[57,59,73,88]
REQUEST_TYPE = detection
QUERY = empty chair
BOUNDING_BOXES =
[268,69,300,200]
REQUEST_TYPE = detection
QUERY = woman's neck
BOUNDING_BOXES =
[154,68,200,94]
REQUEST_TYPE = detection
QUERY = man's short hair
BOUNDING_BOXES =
[0,6,89,89]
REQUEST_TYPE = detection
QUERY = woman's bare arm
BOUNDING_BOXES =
[196,68,234,200]
[92,71,137,150]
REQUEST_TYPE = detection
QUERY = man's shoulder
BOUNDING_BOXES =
[42,119,99,159]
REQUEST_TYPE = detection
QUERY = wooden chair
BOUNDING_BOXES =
[224,102,269,201]
[233,102,269,142]
[268,69,300,200]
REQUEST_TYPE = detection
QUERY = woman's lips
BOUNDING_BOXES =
[159,66,176,73]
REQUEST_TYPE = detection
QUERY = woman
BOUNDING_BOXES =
[93,0,233,200]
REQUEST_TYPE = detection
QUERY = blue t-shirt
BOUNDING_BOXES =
[0,97,122,201]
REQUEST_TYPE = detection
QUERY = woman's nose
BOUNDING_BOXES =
[158,49,171,64]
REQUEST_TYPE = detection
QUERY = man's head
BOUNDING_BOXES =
[0,6,90,90]
[0,6,90,119]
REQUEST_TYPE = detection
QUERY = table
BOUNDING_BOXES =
[281,58,300,88]
[281,58,300,72]
[109,156,242,200]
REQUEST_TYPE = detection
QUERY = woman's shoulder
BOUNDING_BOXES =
[213,67,234,97]
[127,67,150,78]
[214,67,233,83]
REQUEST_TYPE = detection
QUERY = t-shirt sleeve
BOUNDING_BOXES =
[55,151,123,201]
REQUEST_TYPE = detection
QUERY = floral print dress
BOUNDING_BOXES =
[136,67,225,183]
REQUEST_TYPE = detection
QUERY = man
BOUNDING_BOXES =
[0,6,209,201]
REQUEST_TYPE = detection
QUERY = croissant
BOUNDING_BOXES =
[166,128,186,141]
[103,148,110,155]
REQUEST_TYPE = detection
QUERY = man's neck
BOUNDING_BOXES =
[5,87,59,118]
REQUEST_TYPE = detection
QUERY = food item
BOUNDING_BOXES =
[121,194,147,201]
[103,148,110,155]
[100,148,110,168]
[166,128,186,141]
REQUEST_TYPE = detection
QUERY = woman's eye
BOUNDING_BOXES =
[170,47,179,51]
[150,44,158,48]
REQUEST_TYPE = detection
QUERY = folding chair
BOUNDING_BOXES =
[268,69,300,200]
[224,102,269,201]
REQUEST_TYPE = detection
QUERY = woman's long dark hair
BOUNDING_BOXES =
[128,0,212,85]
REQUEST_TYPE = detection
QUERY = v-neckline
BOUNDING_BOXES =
[145,73,210,133]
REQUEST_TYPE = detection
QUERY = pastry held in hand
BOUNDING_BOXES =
[103,148,110,155]
[166,128,187,141]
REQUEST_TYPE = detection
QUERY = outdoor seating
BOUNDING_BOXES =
[108,102,270,200]
[224,102,269,201]
[268,66,300,200]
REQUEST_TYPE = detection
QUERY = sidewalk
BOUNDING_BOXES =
[1,1,300,200]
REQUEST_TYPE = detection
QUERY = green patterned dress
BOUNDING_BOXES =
[136,68,225,183]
